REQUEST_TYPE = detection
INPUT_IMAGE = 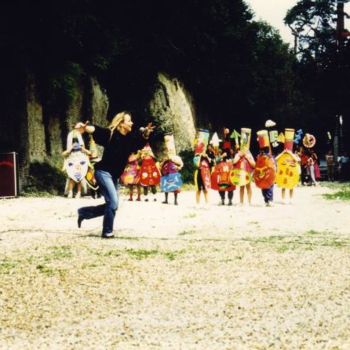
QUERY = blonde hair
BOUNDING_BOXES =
[108,111,131,134]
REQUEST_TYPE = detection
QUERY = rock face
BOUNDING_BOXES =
[26,75,46,163]
[90,77,109,127]
[148,73,196,157]
[2,74,110,187]
[0,71,196,190]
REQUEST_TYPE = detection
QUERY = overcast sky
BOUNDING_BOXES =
[244,0,297,45]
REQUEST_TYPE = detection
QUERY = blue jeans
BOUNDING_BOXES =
[78,170,119,235]
[262,186,274,203]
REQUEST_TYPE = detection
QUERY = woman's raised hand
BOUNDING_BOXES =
[74,121,89,133]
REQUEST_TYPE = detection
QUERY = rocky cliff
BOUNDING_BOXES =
[148,72,196,157]
[0,72,196,191]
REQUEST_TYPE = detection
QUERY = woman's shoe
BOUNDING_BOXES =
[102,232,114,239]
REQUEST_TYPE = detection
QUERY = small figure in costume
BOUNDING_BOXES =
[193,129,212,204]
[296,146,308,185]
[221,128,232,152]
[160,135,183,205]
[253,130,276,207]
[140,143,161,202]
[305,149,319,186]
[194,150,213,205]
[206,144,217,168]
[121,151,142,201]
[213,148,235,205]
[275,128,300,204]
[62,128,91,198]
[211,133,235,205]
[193,129,212,205]
[232,128,255,205]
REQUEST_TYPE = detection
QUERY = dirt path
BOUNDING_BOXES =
[1,184,350,349]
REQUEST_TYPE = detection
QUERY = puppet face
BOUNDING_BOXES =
[141,145,154,159]
[194,129,209,154]
[240,128,251,152]
[303,133,316,148]
[276,152,299,189]
[65,152,89,183]
[253,154,276,189]
[164,134,176,158]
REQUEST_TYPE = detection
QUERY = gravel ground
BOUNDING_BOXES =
[1,184,350,349]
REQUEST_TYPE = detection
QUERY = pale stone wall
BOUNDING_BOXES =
[148,72,196,156]
[65,80,84,133]
[47,115,64,166]
[90,77,109,127]
[26,76,46,162]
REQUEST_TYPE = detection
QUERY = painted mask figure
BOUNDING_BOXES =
[121,152,140,186]
[140,144,161,186]
[64,151,89,183]
[254,154,276,189]
[275,152,299,189]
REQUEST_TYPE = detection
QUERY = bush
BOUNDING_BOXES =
[179,149,195,184]
[23,161,66,196]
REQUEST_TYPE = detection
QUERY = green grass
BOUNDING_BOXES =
[126,248,159,259]
[305,229,320,235]
[163,250,184,261]
[323,189,350,201]
[322,183,350,201]
[36,264,55,276]
[0,259,19,274]
[244,231,350,253]
[125,248,184,261]
[184,212,197,219]
[46,246,73,259]
[178,229,196,236]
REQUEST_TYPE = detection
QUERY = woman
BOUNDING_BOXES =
[75,111,154,238]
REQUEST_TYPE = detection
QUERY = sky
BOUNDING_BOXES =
[245,0,350,46]
[244,0,297,45]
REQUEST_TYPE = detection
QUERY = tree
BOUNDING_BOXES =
[284,0,338,62]
[284,0,350,152]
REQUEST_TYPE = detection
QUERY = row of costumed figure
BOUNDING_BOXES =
[193,126,316,202]
[120,134,183,205]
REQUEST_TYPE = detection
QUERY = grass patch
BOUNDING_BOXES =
[36,264,55,276]
[28,246,74,264]
[184,212,197,219]
[323,190,350,201]
[276,245,290,253]
[163,250,184,261]
[0,258,19,274]
[126,248,184,261]
[305,229,321,235]
[244,232,350,252]
[126,248,159,259]
[101,250,122,257]
[178,229,196,236]
[322,183,350,201]
[47,246,73,260]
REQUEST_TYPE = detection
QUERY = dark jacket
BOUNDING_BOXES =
[93,125,149,180]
